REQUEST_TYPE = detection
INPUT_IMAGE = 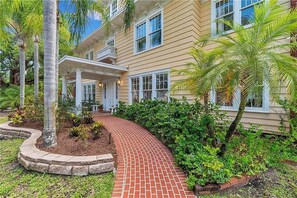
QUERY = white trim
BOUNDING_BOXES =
[59,55,128,71]
[134,8,164,55]
[82,82,96,102]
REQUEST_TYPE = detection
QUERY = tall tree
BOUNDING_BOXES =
[43,0,57,147]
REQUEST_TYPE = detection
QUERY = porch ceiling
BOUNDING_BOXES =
[59,55,128,80]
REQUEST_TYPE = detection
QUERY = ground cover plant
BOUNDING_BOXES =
[115,99,297,189]
[0,138,114,197]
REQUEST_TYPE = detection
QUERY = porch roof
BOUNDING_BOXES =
[58,55,128,80]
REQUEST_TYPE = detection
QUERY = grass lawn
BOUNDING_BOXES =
[204,165,297,198]
[0,116,8,124]
[0,138,114,197]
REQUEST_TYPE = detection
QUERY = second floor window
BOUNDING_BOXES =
[110,0,117,17]
[212,0,264,34]
[135,11,163,53]
[85,50,93,60]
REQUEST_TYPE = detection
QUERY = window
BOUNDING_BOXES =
[142,75,152,100]
[136,22,146,53]
[129,71,169,103]
[115,82,119,100]
[83,83,96,102]
[212,0,264,34]
[131,77,139,103]
[215,0,234,33]
[135,11,163,53]
[210,83,269,112]
[156,73,168,100]
[149,14,162,48]
[110,0,117,17]
[104,83,107,99]
[85,50,94,60]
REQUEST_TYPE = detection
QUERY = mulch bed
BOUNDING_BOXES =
[9,121,117,166]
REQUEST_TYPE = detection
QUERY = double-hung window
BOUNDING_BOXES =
[83,83,96,102]
[212,0,264,34]
[110,0,117,17]
[142,75,152,100]
[215,0,234,33]
[129,71,169,103]
[136,22,146,53]
[135,11,163,53]
[85,50,94,60]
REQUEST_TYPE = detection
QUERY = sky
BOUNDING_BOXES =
[59,1,102,41]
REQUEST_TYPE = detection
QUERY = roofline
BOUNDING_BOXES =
[59,55,128,71]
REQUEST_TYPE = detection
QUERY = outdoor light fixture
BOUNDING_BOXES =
[117,79,121,86]
[98,82,103,87]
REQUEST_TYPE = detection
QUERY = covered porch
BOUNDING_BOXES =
[59,55,128,113]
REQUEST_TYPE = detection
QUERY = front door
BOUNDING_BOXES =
[103,81,118,111]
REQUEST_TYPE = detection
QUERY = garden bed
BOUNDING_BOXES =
[9,121,117,164]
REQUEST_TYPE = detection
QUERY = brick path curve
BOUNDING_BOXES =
[94,115,195,198]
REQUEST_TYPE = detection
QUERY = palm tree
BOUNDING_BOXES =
[185,0,297,155]
[43,0,57,147]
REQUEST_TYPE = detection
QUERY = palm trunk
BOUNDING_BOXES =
[43,0,57,147]
[56,3,60,106]
[34,36,39,105]
[19,42,25,109]
[219,91,248,156]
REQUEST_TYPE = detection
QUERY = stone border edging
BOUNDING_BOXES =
[0,121,114,176]
[194,175,259,195]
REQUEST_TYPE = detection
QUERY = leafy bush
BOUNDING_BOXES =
[23,105,44,123]
[8,109,25,125]
[90,121,103,140]
[69,113,82,127]
[115,99,296,188]
[69,125,89,140]
[83,111,94,124]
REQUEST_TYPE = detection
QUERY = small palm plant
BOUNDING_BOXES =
[174,0,297,155]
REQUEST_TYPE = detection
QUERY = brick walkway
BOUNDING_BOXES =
[93,115,195,198]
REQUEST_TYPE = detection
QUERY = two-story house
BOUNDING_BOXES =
[59,0,294,134]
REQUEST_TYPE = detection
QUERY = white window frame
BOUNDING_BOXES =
[211,0,264,36]
[109,0,118,17]
[83,82,96,102]
[128,69,170,104]
[84,49,94,60]
[210,82,270,113]
[134,9,164,55]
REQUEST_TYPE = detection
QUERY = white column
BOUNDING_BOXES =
[62,76,67,101]
[75,69,82,114]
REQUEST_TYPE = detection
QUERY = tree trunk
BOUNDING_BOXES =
[219,90,248,156]
[34,35,39,105]
[43,0,57,147]
[56,5,60,106]
[204,92,209,114]
[19,43,25,109]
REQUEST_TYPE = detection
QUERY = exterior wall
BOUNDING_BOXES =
[76,0,292,133]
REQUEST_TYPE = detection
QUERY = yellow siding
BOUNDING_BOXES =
[76,0,291,133]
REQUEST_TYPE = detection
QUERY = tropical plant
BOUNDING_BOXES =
[174,0,297,155]
[90,121,103,140]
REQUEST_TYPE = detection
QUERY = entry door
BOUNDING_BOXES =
[103,81,118,111]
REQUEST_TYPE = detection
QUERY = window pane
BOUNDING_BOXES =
[107,39,115,46]
[92,84,96,101]
[246,86,263,107]
[85,53,89,59]
[156,73,168,101]
[150,14,161,32]
[143,75,152,100]
[150,30,161,48]
[136,23,146,39]
[131,78,139,103]
[216,88,233,106]
[111,0,117,16]
[137,38,146,52]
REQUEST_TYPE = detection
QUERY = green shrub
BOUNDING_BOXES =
[115,98,296,188]
[90,121,103,140]
[83,111,94,124]
[69,113,82,127]
[69,125,89,140]
[8,109,25,125]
